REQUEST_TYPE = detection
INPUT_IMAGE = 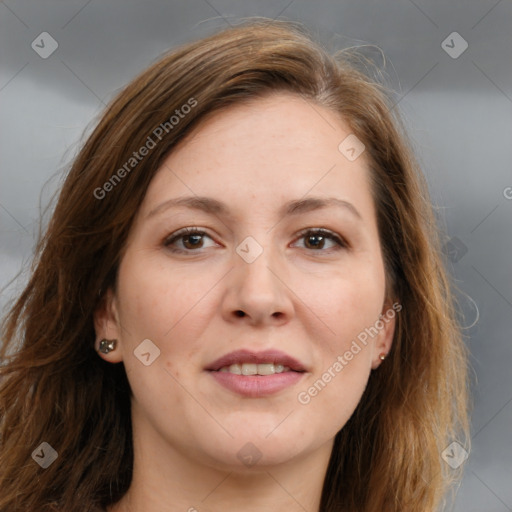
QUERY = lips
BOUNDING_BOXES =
[205,349,307,373]
[206,349,307,398]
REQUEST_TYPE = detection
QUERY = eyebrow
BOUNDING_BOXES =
[146,195,363,221]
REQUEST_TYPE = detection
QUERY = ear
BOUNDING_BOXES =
[93,287,124,363]
[370,299,399,370]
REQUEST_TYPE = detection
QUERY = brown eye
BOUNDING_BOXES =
[294,229,347,252]
[181,233,204,249]
[304,233,327,249]
[164,228,215,254]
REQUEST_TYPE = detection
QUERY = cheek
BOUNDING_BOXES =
[297,284,376,426]
[117,254,204,341]
[304,265,385,353]
[293,262,383,418]
[116,254,215,400]
[116,255,201,420]
[302,265,384,420]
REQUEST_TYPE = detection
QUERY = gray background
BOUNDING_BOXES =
[1,1,511,510]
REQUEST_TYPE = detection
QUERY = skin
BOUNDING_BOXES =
[95,92,395,512]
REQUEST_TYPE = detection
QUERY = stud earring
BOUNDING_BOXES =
[379,353,387,361]
[99,338,117,354]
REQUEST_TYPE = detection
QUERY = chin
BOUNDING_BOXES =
[208,443,306,472]
[195,426,314,471]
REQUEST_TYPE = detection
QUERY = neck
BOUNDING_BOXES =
[108,430,333,512]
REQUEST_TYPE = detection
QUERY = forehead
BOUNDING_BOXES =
[176,92,355,163]
[140,92,374,220]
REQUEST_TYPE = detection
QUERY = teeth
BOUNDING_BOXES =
[218,363,291,375]
[242,363,258,375]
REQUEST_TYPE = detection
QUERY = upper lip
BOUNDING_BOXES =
[205,349,307,372]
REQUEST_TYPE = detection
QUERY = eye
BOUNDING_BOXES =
[292,228,348,252]
[163,227,217,254]
[163,226,348,255]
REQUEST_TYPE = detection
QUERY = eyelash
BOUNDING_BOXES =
[163,226,348,255]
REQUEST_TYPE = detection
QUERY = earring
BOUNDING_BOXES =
[379,353,387,361]
[99,338,117,354]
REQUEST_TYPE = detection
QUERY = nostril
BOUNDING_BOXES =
[235,310,245,317]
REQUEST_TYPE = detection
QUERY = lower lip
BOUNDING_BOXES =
[208,370,305,397]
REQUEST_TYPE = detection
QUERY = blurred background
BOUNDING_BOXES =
[1,1,511,510]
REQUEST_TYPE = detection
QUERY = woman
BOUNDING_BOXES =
[0,18,470,512]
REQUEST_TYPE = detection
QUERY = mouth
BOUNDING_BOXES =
[205,348,307,373]
[215,362,295,375]
[205,349,307,397]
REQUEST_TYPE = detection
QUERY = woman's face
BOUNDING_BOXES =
[96,92,395,471]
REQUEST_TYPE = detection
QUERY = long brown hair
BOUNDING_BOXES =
[0,18,470,511]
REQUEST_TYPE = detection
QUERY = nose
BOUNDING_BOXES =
[221,244,294,326]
